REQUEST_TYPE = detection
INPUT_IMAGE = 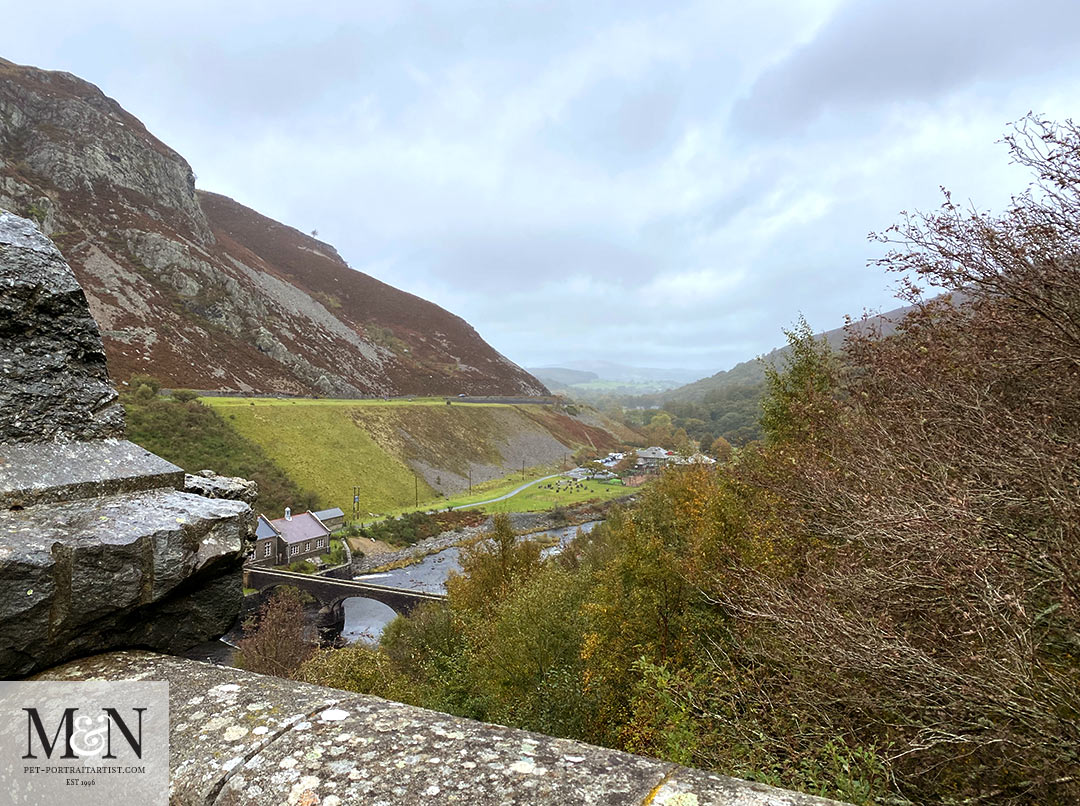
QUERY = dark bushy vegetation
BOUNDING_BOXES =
[288,117,1080,804]
[123,386,319,516]
[236,587,313,676]
[319,538,348,567]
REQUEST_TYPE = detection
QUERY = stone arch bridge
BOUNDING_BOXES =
[243,567,445,617]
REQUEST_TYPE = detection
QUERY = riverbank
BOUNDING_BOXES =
[353,498,630,575]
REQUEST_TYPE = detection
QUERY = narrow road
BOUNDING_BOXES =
[451,474,562,510]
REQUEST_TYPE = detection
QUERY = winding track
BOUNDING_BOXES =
[449,474,562,510]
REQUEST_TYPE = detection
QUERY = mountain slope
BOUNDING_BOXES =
[664,304,915,404]
[0,57,545,397]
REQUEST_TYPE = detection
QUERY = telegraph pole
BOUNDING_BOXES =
[521,458,525,481]
[414,472,419,508]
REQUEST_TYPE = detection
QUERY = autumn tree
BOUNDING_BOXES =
[446,513,542,616]
[722,115,1080,804]
[708,435,733,462]
[236,587,313,677]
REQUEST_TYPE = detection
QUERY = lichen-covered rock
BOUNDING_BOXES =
[36,652,850,806]
[0,210,124,442]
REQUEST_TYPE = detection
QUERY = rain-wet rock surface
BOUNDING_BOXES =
[0,210,124,442]
[184,469,259,506]
[37,651,847,806]
[0,438,184,507]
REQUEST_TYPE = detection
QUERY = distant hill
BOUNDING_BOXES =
[646,304,919,448]
[529,361,701,397]
[664,304,915,404]
[557,360,701,386]
[530,367,600,388]
[0,57,545,397]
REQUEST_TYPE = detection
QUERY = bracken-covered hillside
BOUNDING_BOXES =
[0,57,546,397]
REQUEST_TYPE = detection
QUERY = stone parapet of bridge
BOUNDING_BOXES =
[36,651,846,806]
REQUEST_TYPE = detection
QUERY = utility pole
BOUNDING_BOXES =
[414,472,419,508]
[521,458,525,480]
[468,467,472,493]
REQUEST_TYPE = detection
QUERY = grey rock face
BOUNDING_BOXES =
[0,438,184,507]
[184,469,259,506]
[0,210,254,677]
[0,67,212,244]
[0,489,250,677]
[0,210,125,442]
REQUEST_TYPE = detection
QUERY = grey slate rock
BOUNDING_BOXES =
[0,209,256,676]
[0,438,184,507]
[0,488,250,677]
[184,469,259,506]
[0,209,124,442]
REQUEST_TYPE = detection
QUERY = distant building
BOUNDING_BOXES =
[312,507,345,531]
[635,446,673,469]
[599,452,626,468]
[675,453,717,466]
[247,508,331,567]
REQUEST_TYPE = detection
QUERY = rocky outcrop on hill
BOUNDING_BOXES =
[0,211,254,677]
[0,57,545,397]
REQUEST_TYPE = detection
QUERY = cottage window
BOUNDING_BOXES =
[290,545,298,556]
[263,542,272,558]
[317,538,324,549]
[304,541,311,552]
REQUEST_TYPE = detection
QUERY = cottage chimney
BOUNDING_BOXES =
[285,507,291,520]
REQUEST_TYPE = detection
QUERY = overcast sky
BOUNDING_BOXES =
[4,1,1080,373]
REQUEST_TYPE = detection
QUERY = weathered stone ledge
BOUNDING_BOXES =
[0,438,185,507]
[36,651,847,805]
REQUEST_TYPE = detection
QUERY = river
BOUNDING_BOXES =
[341,520,602,644]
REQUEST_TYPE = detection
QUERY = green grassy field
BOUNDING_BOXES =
[205,396,510,408]
[378,464,562,518]
[124,392,318,516]
[481,477,632,513]
[200,397,624,518]
[203,397,432,516]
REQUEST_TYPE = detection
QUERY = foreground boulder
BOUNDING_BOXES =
[0,210,253,677]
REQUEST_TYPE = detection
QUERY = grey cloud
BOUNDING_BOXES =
[731,0,1080,136]
[542,70,686,168]
[429,229,660,289]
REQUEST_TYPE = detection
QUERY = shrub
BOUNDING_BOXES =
[236,588,312,677]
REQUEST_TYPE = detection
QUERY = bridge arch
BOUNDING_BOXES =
[333,596,400,644]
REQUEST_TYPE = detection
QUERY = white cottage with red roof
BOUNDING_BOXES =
[248,507,332,567]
